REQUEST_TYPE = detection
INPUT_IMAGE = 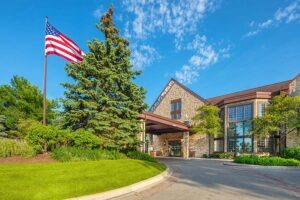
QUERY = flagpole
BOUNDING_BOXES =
[43,16,48,126]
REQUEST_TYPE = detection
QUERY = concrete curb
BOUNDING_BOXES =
[223,161,300,169]
[68,168,171,200]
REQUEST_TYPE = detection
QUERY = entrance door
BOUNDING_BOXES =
[168,140,182,157]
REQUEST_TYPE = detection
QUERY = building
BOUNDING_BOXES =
[139,74,300,158]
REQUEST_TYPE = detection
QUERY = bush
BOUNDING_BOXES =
[125,151,157,162]
[282,146,300,160]
[0,138,35,157]
[204,152,233,159]
[26,124,100,153]
[71,129,100,149]
[26,124,71,153]
[51,147,126,162]
[234,155,300,166]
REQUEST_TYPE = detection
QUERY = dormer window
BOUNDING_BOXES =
[171,99,181,120]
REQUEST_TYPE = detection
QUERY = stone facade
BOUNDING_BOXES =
[153,82,205,123]
[150,81,209,157]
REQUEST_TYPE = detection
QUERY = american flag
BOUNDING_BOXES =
[45,22,84,63]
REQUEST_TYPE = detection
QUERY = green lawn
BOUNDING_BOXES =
[0,160,166,200]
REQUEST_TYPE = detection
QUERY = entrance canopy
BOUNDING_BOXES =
[138,112,189,134]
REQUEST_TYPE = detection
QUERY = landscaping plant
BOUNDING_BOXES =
[234,155,300,166]
[0,138,35,157]
[282,146,300,160]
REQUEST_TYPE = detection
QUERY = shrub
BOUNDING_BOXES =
[70,129,100,149]
[234,155,300,166]
[125,151,157,162]
[0,138,35,157]
[205,152,233,159]
[282,146,300,160]
[26,124,71,153]
[51,147,126,162]
[8,119,40,139]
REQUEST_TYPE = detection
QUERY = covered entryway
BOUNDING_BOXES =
[138,112,190,159]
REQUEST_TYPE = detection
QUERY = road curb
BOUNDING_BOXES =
[68,168,171,200]
[223,161,300,169]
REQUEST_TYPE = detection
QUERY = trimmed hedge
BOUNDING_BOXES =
[282,146,300,160]
[125,151,157,163]
[203,152,233,159]
[51,147,126,162]
[0,138,35,157]
[234,155,300,166]
[26,124,100,153]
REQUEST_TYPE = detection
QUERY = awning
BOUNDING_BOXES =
[138,112,189,134]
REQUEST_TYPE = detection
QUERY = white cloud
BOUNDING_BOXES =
[131,45,160,70]
[175,65,199,84]
[175,34,229,84]
[93,7,103,19]
[122,0,217,44]
[245,1,300,38]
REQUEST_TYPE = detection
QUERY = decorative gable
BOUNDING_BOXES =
[150,79,207,122]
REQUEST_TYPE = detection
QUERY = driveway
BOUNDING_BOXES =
[115,158,300,200]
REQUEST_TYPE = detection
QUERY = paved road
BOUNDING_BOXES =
[115,158,300,200]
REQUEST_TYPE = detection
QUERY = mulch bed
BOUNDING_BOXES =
[0,153,56,163]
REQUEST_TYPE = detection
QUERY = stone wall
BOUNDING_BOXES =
[150,132,209,158]
[153,82,205,123]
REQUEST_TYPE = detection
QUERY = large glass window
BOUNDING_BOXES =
[258,102,267,117]
[227,103,253,153]
[170,99,181,120]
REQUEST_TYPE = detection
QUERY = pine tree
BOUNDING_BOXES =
[62,7,147,150]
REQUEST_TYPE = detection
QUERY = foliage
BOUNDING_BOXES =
[0,160,166,200]
[25,124,72,153]
[0,138,35,157]
[25,124,101,153]
[282,146,300,160]
[51,147,126,162]
[62,7,147,150]
[125,151,157,162]
[0,76,57,131]
[71,129,100,149]
[192,105,222,136]
[234,155,300,166]
[204,152,233,159]
[8,119,40,139]
[0,115,8,138]
[253,95,300,138]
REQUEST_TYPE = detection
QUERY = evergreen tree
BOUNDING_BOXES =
[62,7,147,150]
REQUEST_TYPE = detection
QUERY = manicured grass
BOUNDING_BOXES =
[0,160,166,200]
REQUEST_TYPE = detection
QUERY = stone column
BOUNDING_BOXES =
[183,132,189,159]
[139,119,146,152]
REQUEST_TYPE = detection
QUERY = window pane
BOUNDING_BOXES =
[235,138,243,152]
[258,103,266,117]
[244,104,253,120]
[228,107,236,121]
[243,137,252,152]
[171,103,175,112]
[228,123,236,136]
[177,101,181,110]
[236,106,244,121]
[236,122,243,136]
[228,138,236,152]
[243,121,252,136]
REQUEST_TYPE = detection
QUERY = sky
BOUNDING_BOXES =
[0,0,300,107]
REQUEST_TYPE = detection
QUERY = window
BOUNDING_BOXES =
[227,103,253,153]
[258,103,267,117]
[170,99,181,120]
[257,137,272,153]
[214,138,224,152]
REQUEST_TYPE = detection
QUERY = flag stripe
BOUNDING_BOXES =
[45,22,84,63]
[45,39,82,58]
[45,48,82,63]
[45,44,83,61]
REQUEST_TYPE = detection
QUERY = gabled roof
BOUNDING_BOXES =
[207,79,292,106]
[148,78,208,112]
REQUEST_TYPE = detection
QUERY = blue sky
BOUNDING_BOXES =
[0,0,299,106]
